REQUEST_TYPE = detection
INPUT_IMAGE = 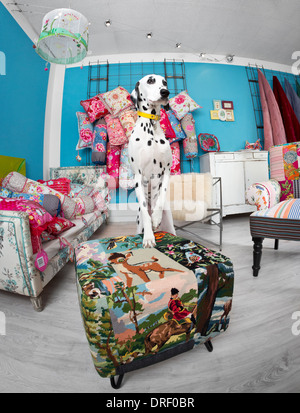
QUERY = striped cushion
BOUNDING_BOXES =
[250,198,300,241]
[251,198,300,219]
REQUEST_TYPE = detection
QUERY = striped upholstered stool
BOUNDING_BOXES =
[250,198,300,276]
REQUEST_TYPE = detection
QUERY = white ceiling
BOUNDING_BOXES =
[3,0,300,66]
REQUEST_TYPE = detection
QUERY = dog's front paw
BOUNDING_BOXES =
[143,232,156,248]
[151,210,162,231]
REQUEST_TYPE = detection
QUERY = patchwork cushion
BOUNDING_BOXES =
[37,178,71,195]
[246,180,281,210]
[80,94,109,123]
[46,216,75,235]
[169,90,201,120]
[75,232,234,379]
[106,142,121,188]
[269,142,300,181]
[102,86,133,116]
[76,112,94,150]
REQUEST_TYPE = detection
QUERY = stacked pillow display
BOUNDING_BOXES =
[77,86,201,183]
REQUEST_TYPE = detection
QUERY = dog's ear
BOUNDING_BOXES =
[131,81,140,109]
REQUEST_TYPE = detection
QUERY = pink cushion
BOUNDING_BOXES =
[160,109,176,139]
[80,94,109,123]
[105,114,127,146]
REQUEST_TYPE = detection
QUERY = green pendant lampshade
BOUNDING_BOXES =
[35,8,89,65]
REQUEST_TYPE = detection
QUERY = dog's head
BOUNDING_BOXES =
[131,74,170,111]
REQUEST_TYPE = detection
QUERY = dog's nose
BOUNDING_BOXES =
[160,88,170,98]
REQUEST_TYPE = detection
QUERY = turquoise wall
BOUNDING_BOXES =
[0,3,49,180]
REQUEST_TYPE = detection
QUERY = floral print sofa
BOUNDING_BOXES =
[0,165,110,311]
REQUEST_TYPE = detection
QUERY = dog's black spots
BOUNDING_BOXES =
[148,140,152,146]
[141,123,143,127]
[160,139,165,144]
[159,162,162,168]
[143,201,146,207]
[164,187,167,191]
[151,109,156,115]
[137,219,140,225]
[147,129,151,134]
[135,182,139,188]
[136,138,140,141]
[138,169,141,174]
[150,130,154,136]
[158,173,161,178]
[131,157,134,163]
[144,126,146,132]
[142,105,148,111]
[158,183,162,190]
[167,162,170,167]
[153,159,156,164]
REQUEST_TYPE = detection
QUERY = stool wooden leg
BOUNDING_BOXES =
[110,374,124,389]
[204,340,213,352]
[252,237,264,277]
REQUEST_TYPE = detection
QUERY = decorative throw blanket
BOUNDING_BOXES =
[75,232,234,378]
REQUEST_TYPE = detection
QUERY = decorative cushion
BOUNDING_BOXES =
[119,142,135,190]
[92,118,107,165]
[160,109,176,139]
[245,140,262,150]
[245,180,281,211]
[0,198,54,253]
[251,198,300,219]
[102,86,133,117]
[181,113,198,159]
[105,113,127,146]
[170,142,181,175]
[106,142,121,188]
[119,109,138,138]
[80,94,109,123]
[166,110,186,144]
[278,179,294,202]
[269,143,300,182]
[69,183,96,198]
[46,216,75,236]
[37,178,71,195]
[76,112,95,150]
[169,90,201,120]
[2,171,78,219]
[198,133,220,152]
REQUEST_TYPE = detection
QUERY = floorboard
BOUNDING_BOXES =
[0,215,299,393]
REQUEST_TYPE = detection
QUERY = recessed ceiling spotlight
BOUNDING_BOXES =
[176,43,181,48]
[146,32,152,39]
[226,54,234,63]
[105,19,111,27]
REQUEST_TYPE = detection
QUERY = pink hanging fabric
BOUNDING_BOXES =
[273,76,300,143]
[257,69,286,150]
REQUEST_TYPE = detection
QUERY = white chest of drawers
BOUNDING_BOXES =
[199,151,269,217]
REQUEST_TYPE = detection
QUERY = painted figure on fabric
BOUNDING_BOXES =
[168,288,196,324]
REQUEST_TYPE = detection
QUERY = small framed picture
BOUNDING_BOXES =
[213,99,221,110]
[226,110,235,121]
[210,110,219,120]
[222,100,234,110]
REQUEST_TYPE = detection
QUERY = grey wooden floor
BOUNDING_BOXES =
[0,215,300,393]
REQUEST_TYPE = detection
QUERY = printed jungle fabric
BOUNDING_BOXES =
[75,232,234,378]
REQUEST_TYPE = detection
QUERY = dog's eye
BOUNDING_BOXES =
[162,80,167,87]
[147,77,156,85]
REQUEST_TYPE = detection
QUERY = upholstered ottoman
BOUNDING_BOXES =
[75,232,234,388]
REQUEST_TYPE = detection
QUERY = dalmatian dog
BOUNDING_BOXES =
[128,74,176,248]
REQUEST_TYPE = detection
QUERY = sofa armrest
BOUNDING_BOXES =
[0,210,42,297]
[245,179,281,211]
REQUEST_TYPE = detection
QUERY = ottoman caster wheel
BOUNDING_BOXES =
[204,340,213,352]
[110,374,124,389]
